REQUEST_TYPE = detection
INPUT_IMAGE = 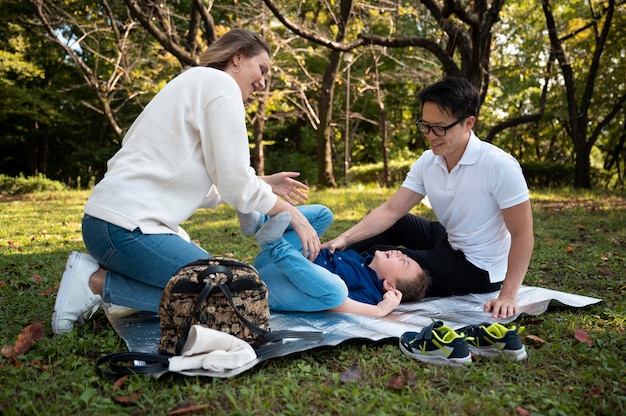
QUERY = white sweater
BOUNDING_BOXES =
[84,67,276,241]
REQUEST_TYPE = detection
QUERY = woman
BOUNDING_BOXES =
[52,29,321,335]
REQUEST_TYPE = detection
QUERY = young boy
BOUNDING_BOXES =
[252,210,431,318]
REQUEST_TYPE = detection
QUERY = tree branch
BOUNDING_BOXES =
[122,0,198,66]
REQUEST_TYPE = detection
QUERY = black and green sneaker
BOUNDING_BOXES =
[465,322,528,361]
[399,321,472,367]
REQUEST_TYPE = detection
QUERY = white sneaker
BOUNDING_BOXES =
[51,251,102,335]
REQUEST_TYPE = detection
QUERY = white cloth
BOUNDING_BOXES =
[402,132,529,282]
[84,67,276,241]
[168,325,257,372]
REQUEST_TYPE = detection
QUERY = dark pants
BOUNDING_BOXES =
[347,214,501,297]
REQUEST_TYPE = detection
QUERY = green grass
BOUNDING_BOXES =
[1,187,625,415]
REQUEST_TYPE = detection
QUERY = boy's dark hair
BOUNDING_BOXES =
[395,268,431,303]
[418,77,480,119]
[362,244,432,303]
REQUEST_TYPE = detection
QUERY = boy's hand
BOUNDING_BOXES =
[376,289,402,317]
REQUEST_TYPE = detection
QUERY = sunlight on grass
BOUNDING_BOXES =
[0,188,624,415]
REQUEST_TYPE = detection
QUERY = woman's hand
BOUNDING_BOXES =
[289,208,321,261]
[261,172,309,205]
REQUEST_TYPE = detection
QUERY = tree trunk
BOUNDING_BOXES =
[252,83,270,176]
[316,49,342,188]
[573,138,592,188]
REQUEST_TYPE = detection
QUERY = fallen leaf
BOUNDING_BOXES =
[32,274,43,285]
[115,391,140,406]
[516,407,531,415]
[597,268,614,277]
[31,359,49,372]
[39,286,58,297]
[340,364,360,382]
[585,387,602,397]
[387,374,406,390]
[575,329,592,347]
[7,240,21,248]
[403,369,417,388]
[113,375,129,389]
[524,334,546,347]
[1,344,15,358]
[566,246,574,254]
[1,323,44,359]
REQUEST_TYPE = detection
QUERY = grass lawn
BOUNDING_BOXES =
[0,186,624,415]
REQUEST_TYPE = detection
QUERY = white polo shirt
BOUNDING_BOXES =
[401,132,529,282]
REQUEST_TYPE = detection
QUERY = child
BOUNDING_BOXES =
[252,210,431,318]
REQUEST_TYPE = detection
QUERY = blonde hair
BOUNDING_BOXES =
[198,29,270,70]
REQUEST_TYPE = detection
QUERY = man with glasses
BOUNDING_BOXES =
[324,77,534,319]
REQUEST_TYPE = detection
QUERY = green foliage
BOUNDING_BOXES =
[0,188,625,415]
[1,0,625,190]
[347,155,417,187]
[520,161,576,188]
[0,174,67,195]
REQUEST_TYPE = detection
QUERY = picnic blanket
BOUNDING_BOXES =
[104,285,601,378]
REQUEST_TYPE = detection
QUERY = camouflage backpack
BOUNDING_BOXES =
[158,257,321,357]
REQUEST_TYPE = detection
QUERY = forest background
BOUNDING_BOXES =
[1,0,625,191]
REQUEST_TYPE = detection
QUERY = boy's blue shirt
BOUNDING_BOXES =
[314,248,384,305]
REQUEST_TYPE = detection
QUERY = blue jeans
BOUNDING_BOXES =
[82,204,333,312]
[253,206,348,312]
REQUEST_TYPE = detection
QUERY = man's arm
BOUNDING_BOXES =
[484,200,534,318]
[330,289,402,317]
[324,187,424,251]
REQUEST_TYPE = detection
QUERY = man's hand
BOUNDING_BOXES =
[262,172,309,205]
[484,295,519,319]
[321,236,349,253]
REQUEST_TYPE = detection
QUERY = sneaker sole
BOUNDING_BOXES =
[400,340,471,367]
[469,345,528,361]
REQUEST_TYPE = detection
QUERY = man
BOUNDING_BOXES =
[324,77,534,319]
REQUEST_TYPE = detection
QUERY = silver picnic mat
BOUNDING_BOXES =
[103,285,601,378]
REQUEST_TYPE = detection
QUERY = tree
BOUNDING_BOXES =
[32,0,174,140]
[541,0,626,188]
[262,0,510,187]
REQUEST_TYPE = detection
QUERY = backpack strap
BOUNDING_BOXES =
[96,352,169,381]
[174,264,241,355]
[217,283,323,358]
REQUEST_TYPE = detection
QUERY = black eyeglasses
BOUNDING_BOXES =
[415,117,468,137]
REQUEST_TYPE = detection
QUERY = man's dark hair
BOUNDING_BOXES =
[418,77,480,119]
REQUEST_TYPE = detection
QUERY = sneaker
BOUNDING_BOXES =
[51,251,102,335]
[399,321,473,366]
[465,322,528,361]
